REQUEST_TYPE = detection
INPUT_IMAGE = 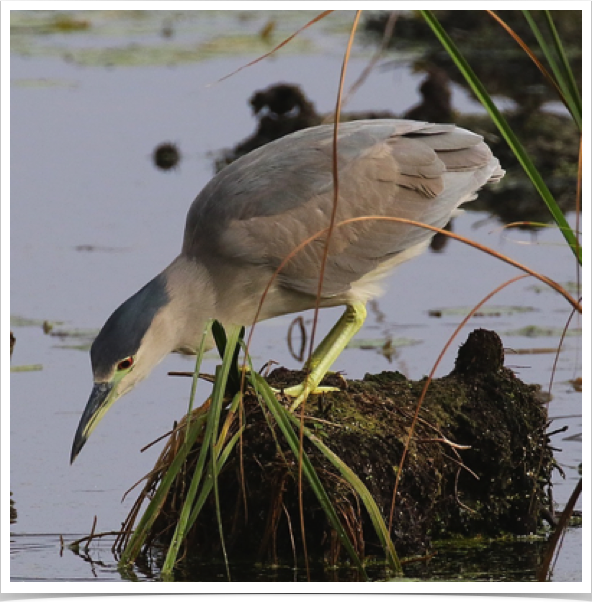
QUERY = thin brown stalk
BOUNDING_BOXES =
[486,10,566,103]
[537,478,582,581]
[244,216,580,348]
[548,303,581,395]
[309,10,362,371]
[84,515,98,554]
[340,11,398,108]
[416,438,471,450]
[210,11,333,86]
[526,299,582,521]
[283,502,298,570]
[71,530,128,549]
[298,11,363,582]
[442,452,480,482]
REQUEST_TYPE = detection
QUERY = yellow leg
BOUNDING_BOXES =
[281,301,367,411]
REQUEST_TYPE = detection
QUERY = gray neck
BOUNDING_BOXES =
[160,255,217,354]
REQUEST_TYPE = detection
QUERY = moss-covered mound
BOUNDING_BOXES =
[123,329,554,565]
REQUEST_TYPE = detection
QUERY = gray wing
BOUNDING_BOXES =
[183,119,503,297]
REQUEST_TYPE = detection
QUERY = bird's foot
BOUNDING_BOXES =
[271,373,347,411]
[270,382,339,398]
[286,383,341,409]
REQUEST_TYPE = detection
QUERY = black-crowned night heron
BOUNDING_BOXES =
[71,119,503,463]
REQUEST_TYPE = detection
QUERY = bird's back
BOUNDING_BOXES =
[183,120,503,299]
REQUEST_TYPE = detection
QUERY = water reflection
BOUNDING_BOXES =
[56,534,559,582]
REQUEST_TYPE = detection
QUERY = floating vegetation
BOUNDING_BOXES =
[45,327,98,352]
[345,336,419,361]
[569,377,582,392]
[10,494,17,524]
[528,281,582,295]
[10,10,345,67]
[11,315,63,329]
[428,305,537,318]
[11,78,78,88]
[503,325,581,338]
[45,327,98,339]
[11,364,43,373]
[11,314,98,352]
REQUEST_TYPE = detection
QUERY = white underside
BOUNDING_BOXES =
[346,238,431,304]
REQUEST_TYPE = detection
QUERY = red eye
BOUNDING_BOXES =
[117,357,134,371]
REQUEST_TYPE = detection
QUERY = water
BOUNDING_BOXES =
[7,10,583,584]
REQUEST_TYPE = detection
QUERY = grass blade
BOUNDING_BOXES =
[120,322,215,566]
[420,10,580,264]
[521,10,581,129]
[212,320,244,394]
[291,421,402,574]
[160,368,220,576]
[209,325,243,580]
[249,372,370,578]
[486,11,566,108]
[119,411,207,565]
[161,324,243,578]
[185,318,214,428]
[542,11,581,117]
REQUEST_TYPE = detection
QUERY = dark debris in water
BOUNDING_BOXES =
[153,142,181,171]
[363,10,582,113]
[362,10,581,225]
[213,72,451,173]
[215,83,323,172]
[10,493,17,525]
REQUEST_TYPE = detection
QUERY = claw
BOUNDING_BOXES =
[271,383,341,409]
[287,384,340,411]
[283,384,341,397]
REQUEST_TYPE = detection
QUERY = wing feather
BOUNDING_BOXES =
[183,120,503,298]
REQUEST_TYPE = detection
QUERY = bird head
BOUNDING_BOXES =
[71,273,176,463]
